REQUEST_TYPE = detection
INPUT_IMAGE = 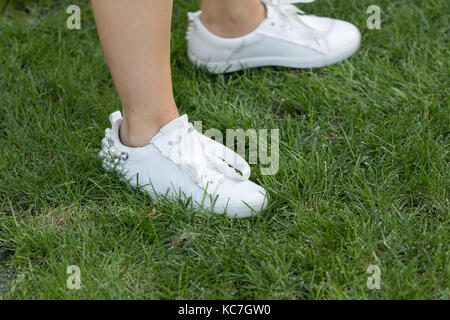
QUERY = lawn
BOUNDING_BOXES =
[0,0,448,299]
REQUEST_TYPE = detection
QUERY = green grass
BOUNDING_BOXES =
[0,0,448,299]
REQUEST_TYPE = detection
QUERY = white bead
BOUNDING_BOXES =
[98,150,105,158]
[105,128,111,135]
[102,159,111,171]
[101,137,110,146]
[120,153,128,161]
[119,159,126,165]
[113,158,120,165]
[117,165,124,173]
[109,146,118,156]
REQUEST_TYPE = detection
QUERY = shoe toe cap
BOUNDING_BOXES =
[326,20,361,55]
[212,180,268,218]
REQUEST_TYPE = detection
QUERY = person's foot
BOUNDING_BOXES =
[99,111,267,218]
[186,0,361,74]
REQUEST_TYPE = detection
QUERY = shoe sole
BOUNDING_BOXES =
[123,177,267,219]
[188,38,361,74]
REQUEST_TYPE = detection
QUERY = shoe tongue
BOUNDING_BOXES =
[149,115,189,144]
[159,114,189,135]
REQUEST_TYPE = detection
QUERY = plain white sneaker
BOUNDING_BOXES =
[186,0,361,74]
[98,111,267,218]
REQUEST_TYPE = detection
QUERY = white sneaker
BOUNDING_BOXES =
[186,0,361,74]
[98,111,267,218]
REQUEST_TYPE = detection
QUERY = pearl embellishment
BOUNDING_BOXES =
[99,127,128,174]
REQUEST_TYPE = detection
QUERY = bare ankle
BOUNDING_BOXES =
[120,110,179,147]
[200,2,266,38]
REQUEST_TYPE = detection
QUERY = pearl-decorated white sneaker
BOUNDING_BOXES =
[99,111,268,218]
[186,0,361,74]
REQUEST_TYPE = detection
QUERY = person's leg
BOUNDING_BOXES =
[199,0,266,38]
[91,0,179,147]
[91,0,267,217]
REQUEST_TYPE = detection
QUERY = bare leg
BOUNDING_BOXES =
[91,0,179,147]
[200,0,266,38]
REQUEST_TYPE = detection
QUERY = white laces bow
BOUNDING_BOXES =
[169,123,250,190]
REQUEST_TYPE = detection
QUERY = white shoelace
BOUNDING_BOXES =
[168,123,250,189]
[264,0,318,30]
